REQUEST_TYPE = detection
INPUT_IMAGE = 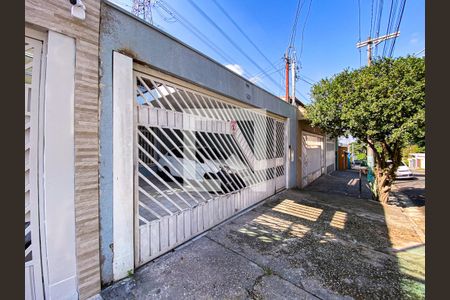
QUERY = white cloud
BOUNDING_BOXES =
[226,64,244,76]
[249,76,261,84]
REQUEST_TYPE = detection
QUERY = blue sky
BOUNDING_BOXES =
[111,0,425,104]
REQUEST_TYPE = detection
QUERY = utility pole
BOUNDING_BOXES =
[356,31,400,183]
[285,53,290,103]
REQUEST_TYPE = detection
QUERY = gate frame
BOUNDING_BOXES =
[25,31,46,300]
[25,26,80,299]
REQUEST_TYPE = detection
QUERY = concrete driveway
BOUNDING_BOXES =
[102,188,424,299]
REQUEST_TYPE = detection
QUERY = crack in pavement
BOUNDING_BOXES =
[204,235,323,300]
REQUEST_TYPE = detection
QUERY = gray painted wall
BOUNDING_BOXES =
[99,0,298,285]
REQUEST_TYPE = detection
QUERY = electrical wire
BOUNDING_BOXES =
[211,0,284,81]
[299,0,313,59]
[358,0,362,66]
[374,0,384,56]
[382,0,396,57]
[369,0,375,37]
[288,0,305,51]
[388,0,406,57]
[156,1,236,66]
[187,0,286,94]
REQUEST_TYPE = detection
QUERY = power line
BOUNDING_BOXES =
[299,0,313,59]
[250,60,284,79]
[358,0,362,66]
[211,0,284,81]
[300,77,313,85]
[388,0,406,57]
[369,0,375,37]
[187,0,286,94]
[414,48,425,56]
[382,0,396,57]
[302,74,317,83]
[374,0,384,56]
[288,0,305,51]
[156,1,236,66]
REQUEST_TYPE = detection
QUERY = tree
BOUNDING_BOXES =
[306,56,425,202]
[350,140,367,161]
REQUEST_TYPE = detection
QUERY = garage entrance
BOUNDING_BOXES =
[133,66,287,266]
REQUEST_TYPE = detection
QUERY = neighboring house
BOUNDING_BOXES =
[295,99,337,188]
[408,153,426,170]
[25,0,101,299]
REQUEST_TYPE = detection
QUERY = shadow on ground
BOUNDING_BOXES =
[393,178,425,207]
[304,170,373,200]
[102,188,425,299]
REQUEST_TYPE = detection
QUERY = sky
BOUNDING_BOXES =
[111,0,425,104]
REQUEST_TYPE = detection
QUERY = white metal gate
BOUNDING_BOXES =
[326,135,336,174]
[301,132,324,187]
[134,67,287,266]
[25,36,44,300]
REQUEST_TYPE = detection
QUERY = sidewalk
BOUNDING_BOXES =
[102,188,424,299]
[303,170,373,199]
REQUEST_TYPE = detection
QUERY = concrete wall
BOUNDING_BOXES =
[25,0,101,299]
[99,0,298,285]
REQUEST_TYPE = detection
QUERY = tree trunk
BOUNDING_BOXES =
[374,163,396,203]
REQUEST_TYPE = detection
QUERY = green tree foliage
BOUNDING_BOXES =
[306,56,425,202]
[349,140,368,161]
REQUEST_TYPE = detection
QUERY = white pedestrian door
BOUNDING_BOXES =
[25,36,44,300]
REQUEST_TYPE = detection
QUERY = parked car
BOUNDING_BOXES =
[157,146,247,193]
[395,161,414,179]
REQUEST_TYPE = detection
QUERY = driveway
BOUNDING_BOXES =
[102,188,425,299]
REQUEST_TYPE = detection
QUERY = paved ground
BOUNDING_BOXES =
[304,170,373,199]
[102,182,425,299]
[392,171,425,207]
[390,170,426,243]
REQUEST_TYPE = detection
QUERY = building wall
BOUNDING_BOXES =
[25,1,101,298]
[99,0,298,285]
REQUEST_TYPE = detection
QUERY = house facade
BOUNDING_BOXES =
[24,1,332,299]
[296,104,336,188]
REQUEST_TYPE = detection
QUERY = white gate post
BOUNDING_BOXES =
[42,31,78,299]
[112,51,135,280]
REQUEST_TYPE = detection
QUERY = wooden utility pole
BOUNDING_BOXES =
[356,31,400,182]
[356,32,400,63]
[285,53,290,103]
